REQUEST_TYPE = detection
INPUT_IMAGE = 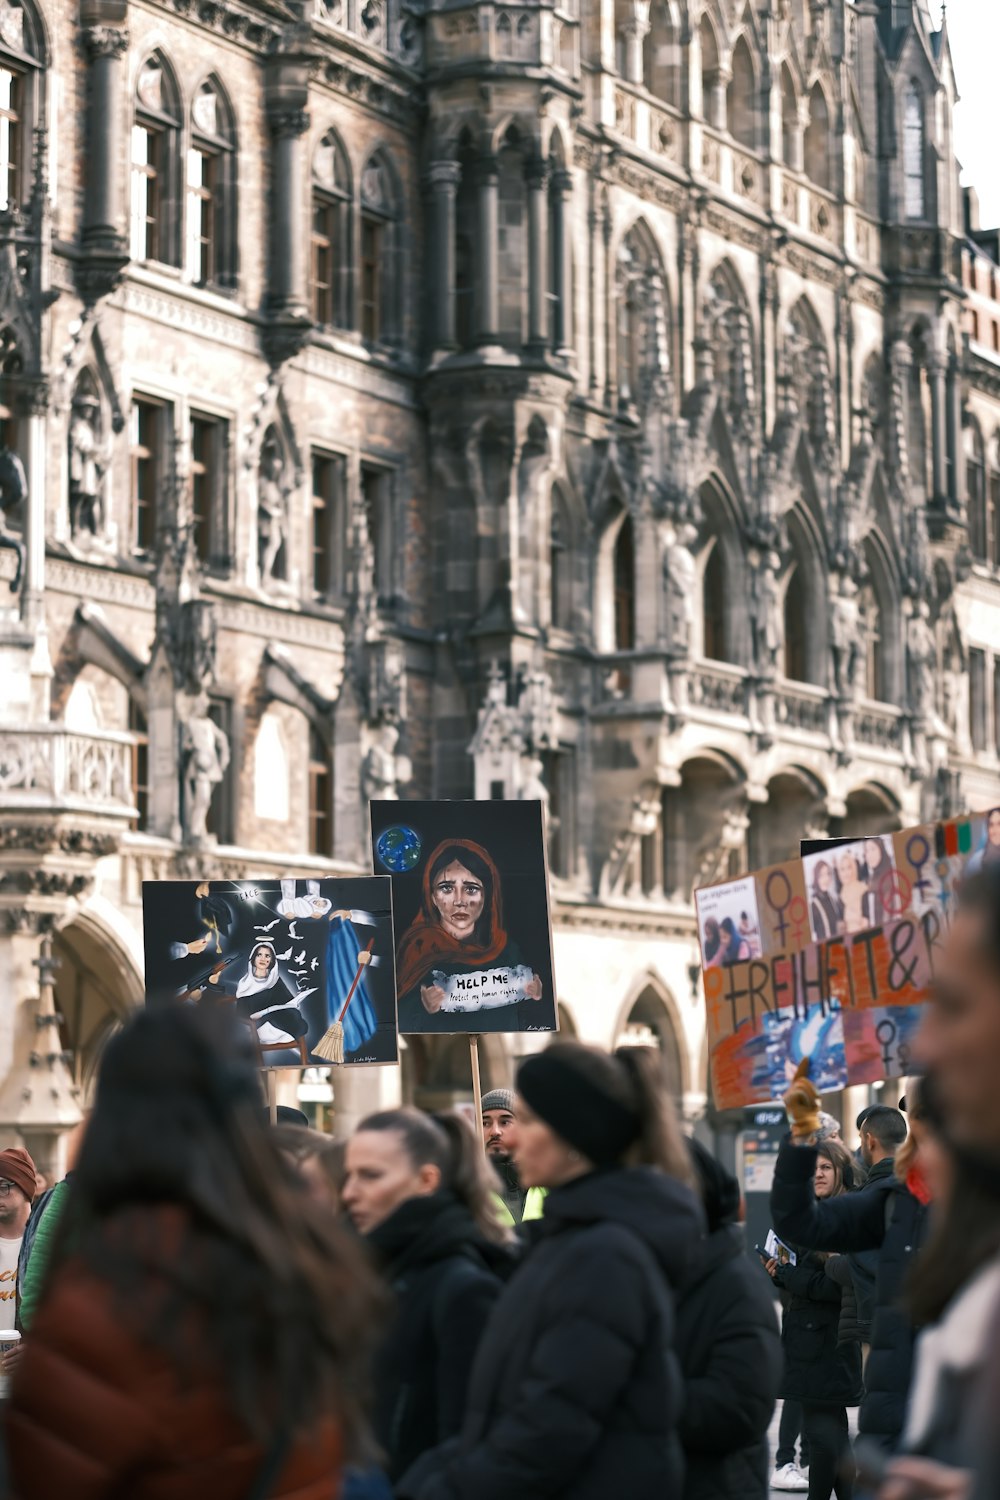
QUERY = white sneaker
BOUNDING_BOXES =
[773,1463,810,1492]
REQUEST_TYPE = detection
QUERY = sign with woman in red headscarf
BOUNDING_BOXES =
[371,801,558,1035]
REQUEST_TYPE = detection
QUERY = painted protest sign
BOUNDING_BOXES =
[371,799,558,1036]
[143,877,398,1066]
[697,811,1000,1109]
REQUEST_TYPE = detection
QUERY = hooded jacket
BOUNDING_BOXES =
[365,1192,512,1482]
[397,1166,704,1500]
[676,1143,782,1500]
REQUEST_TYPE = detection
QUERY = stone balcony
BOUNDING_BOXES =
[0,726,137,821]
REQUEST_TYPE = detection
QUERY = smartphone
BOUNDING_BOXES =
[754,1244,770,1262]
[853,1438,890,1488]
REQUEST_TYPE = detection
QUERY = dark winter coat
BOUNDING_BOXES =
[774,1246,864,1408]
[846,1156,895,1339]
[365,1192,511,1483]
[675,1220,783,1500]
[397,1166,705,1500]
[824,1254,865,1346]
[770,1139,930,1448]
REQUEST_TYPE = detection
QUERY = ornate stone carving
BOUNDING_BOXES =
[0,437,27,593]
[257,435,291,588]
[663,523,697,652]
[83,24,129,57]
[181,694,231,844]
[361,721,412,801]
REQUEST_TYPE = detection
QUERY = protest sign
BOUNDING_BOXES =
[371,799,558,1036]
[696,811,1000,1109]
[143,876,398,1066]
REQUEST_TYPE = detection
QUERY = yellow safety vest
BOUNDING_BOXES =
[493,1186,547,1228]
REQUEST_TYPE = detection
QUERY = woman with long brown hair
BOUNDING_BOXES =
[5,1004,381,1500]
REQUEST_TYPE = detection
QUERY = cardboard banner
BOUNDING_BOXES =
[142,877,398,1066]
[696,811,1000,1109]
[371,799,558,1036]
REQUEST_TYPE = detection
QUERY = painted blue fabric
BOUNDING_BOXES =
[326,917,378,1056]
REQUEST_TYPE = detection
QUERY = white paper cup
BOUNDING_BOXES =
[0,1329,21,1399]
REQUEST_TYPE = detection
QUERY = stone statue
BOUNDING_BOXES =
[751,551,782,676]
[831,578,861,698]
[0,436,27,593]
[182,694,230,843]
[361,722,412,801]
[906,603,936,722]
[518,754,549,805]
[257,439,289,586]
[68,394,106,540]
[663,523,697,651]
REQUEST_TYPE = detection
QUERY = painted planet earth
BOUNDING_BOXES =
[376,825,422,873]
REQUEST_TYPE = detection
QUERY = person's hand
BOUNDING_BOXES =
[195,882,210,898]
[421,984,446,1014]
[187,936,210,955]
[209,971,221,985]
[878,1458,972,1500]
[525,975,543,1001]
[765,1257,779,1279]
[357,950,373,967]
[1,1342,24,1377]
[783,1058,822,1142]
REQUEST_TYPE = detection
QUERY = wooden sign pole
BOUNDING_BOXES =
[469,1034,483,1148]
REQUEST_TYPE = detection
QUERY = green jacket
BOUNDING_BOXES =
[18,1177,69,1331]
[493,1186,547,1229]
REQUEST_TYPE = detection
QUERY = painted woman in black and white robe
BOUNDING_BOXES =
[212,939,309,1046]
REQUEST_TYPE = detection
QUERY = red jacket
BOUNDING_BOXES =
[5,1225,342,1500]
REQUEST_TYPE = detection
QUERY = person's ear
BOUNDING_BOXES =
[417,1163,442,1196]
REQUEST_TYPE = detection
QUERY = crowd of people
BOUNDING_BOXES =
[0,862,999,1498]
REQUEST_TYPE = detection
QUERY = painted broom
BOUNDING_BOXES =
[313,937,377,1064]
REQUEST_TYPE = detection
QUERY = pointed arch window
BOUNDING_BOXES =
[699,16,721,128]
[550,489,572,631]
[187,81,237,289]
[781,67,798,168]
[727,37,757,151]
[308,724,332,856]
[644,1,678,105]
[904,83,925,220]
[968,423,987,562]
[804,83,831,191]
[311,130,351,328]
[783,566,808,682]
[360,152,400,347]
[613,514,635,651]
[131,55,181,266]
[702,541,728,661]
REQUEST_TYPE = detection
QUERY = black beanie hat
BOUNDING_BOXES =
[517,1045,641,1168]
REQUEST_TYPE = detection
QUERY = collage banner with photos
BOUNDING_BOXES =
[695,811,1000,1109]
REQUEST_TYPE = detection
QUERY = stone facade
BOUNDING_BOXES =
[0,0,998,1155]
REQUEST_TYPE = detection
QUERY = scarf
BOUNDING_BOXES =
[235,940,281,999]
[395,838,508,996]
[907,1163,933,1206]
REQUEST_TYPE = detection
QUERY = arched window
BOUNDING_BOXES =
[860,539,896,703]
[727,37,757,150]
[781,66,798,168]
[311,129,351,328]
[187,80,236,289]
[699,15,721,128]
[783,566,808,682]
[497,128,527,347]
[616,220,670,410]
[0,0,44,210]
[804,83,831,191]
[308,724,332,855]
[359,152,400,347]
[131,54,182,266]
[613,515,635,651]
[550,488,572,630]
[968,423,987,562]
[702,540,727,661]
[904,83,925,220]
[644,1,679,105]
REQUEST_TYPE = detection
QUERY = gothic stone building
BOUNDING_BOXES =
[0,0,998,1159]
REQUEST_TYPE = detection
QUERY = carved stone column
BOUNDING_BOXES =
[928,352,948,503]
[427,161,460,351]
[551,168,574,358]
[948,358,966,510]
[267,108,311,319]
[78,0,129,298]
[526,156,548,352]
[623,1,650,84]
[476,155,499,345]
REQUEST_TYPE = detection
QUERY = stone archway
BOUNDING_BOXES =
[614,982,684,1101]
[54,906,144,1095]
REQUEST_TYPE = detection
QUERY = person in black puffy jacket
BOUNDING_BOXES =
[343,1109,515,1484]
[397,1042,704,1500]
[676,1140,782,1500]
[769,1139,864,1500]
